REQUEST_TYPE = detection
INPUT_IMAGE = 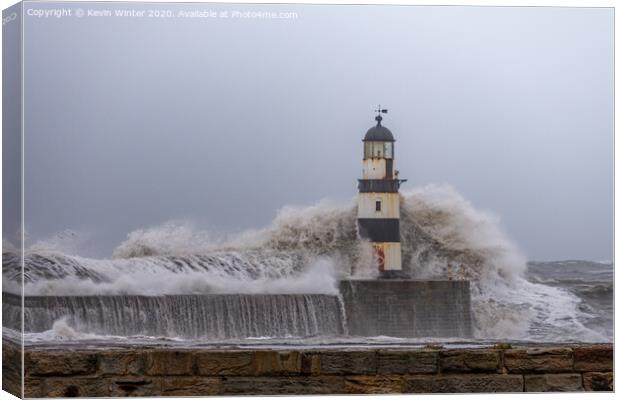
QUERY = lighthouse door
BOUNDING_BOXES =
[374,245,385,271]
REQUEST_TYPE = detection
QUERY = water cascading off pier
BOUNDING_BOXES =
[4,281,473,340]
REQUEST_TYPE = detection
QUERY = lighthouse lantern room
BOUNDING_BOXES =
[357,107,406,277]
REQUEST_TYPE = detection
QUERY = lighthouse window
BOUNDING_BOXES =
[365,141,391,159]
[375,200,382,212]
[364,141,393,159]
[384,143,393,158]
[364,142,372,158]
[374,142,382,157]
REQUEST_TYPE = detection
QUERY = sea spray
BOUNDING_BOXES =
[399,185,604,341]
[8,252,339,296]
[112,221,213,258]
[2,185,609,341]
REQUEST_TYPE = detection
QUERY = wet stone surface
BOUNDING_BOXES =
[3,342,612,397]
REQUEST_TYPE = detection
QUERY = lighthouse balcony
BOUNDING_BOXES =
[358,179,400,193]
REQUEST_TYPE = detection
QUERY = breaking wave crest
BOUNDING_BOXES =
[3,185,608,341]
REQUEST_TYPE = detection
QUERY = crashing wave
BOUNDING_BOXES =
[2,184,608,341]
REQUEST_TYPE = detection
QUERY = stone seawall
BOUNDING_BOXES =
[3,342,612,397]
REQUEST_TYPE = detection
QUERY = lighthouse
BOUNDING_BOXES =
[357,107,406,277]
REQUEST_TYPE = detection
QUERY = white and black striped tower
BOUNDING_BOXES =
[357,106,406,278]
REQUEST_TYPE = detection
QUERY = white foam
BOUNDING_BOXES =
[6,184,609,342]
[113,220,214,258]
[399,184,605,341]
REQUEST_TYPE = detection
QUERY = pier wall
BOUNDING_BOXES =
[5,280,474,339]
[3,342,613,397]
[339,280,473,337]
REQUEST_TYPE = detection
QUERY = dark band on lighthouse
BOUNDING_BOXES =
[357,219,400,242]
[357,107,406,274]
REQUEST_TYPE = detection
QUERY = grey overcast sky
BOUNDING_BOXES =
[19,2,613,260]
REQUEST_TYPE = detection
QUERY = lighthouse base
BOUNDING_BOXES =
[339,279,473,338]
[378,269,410,279]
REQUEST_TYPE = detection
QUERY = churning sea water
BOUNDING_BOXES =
[526,260,613,342]
[2,185,613,345]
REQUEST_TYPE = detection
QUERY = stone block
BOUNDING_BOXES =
[42,377,110,397]
[26,351,97,376]
[2,372,22,398]
[98,350,144,376]
[504,347,573,373]
[3,345,23,398]
[3,343,22,377]
[344,375,405,394]
[253,351,301,375]
[195,351,255,376]
[404,374,524,393]
[144,350,193,376]
[320,351,377,375]
[108,377,163,397]
[524,374,583,392]
[583,372,613,391]
[161,376,222,395]
[440,349,500,372]
[23,377,43,398]
[220,376,345,395]
[300,352,321,375]
[377,350,438,374]
[573,345,613,372]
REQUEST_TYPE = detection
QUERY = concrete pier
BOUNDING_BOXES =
[339,280,473,338]
[5,280,474,340]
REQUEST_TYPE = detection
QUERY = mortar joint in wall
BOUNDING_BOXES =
[190,352,199,376]
[498,349,508,374]
[373,350,379,374]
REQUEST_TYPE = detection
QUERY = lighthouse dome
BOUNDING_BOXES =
[363,115,395,142]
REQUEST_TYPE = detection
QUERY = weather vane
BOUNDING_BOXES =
[375,105,388,115]
[375,105,388,124]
